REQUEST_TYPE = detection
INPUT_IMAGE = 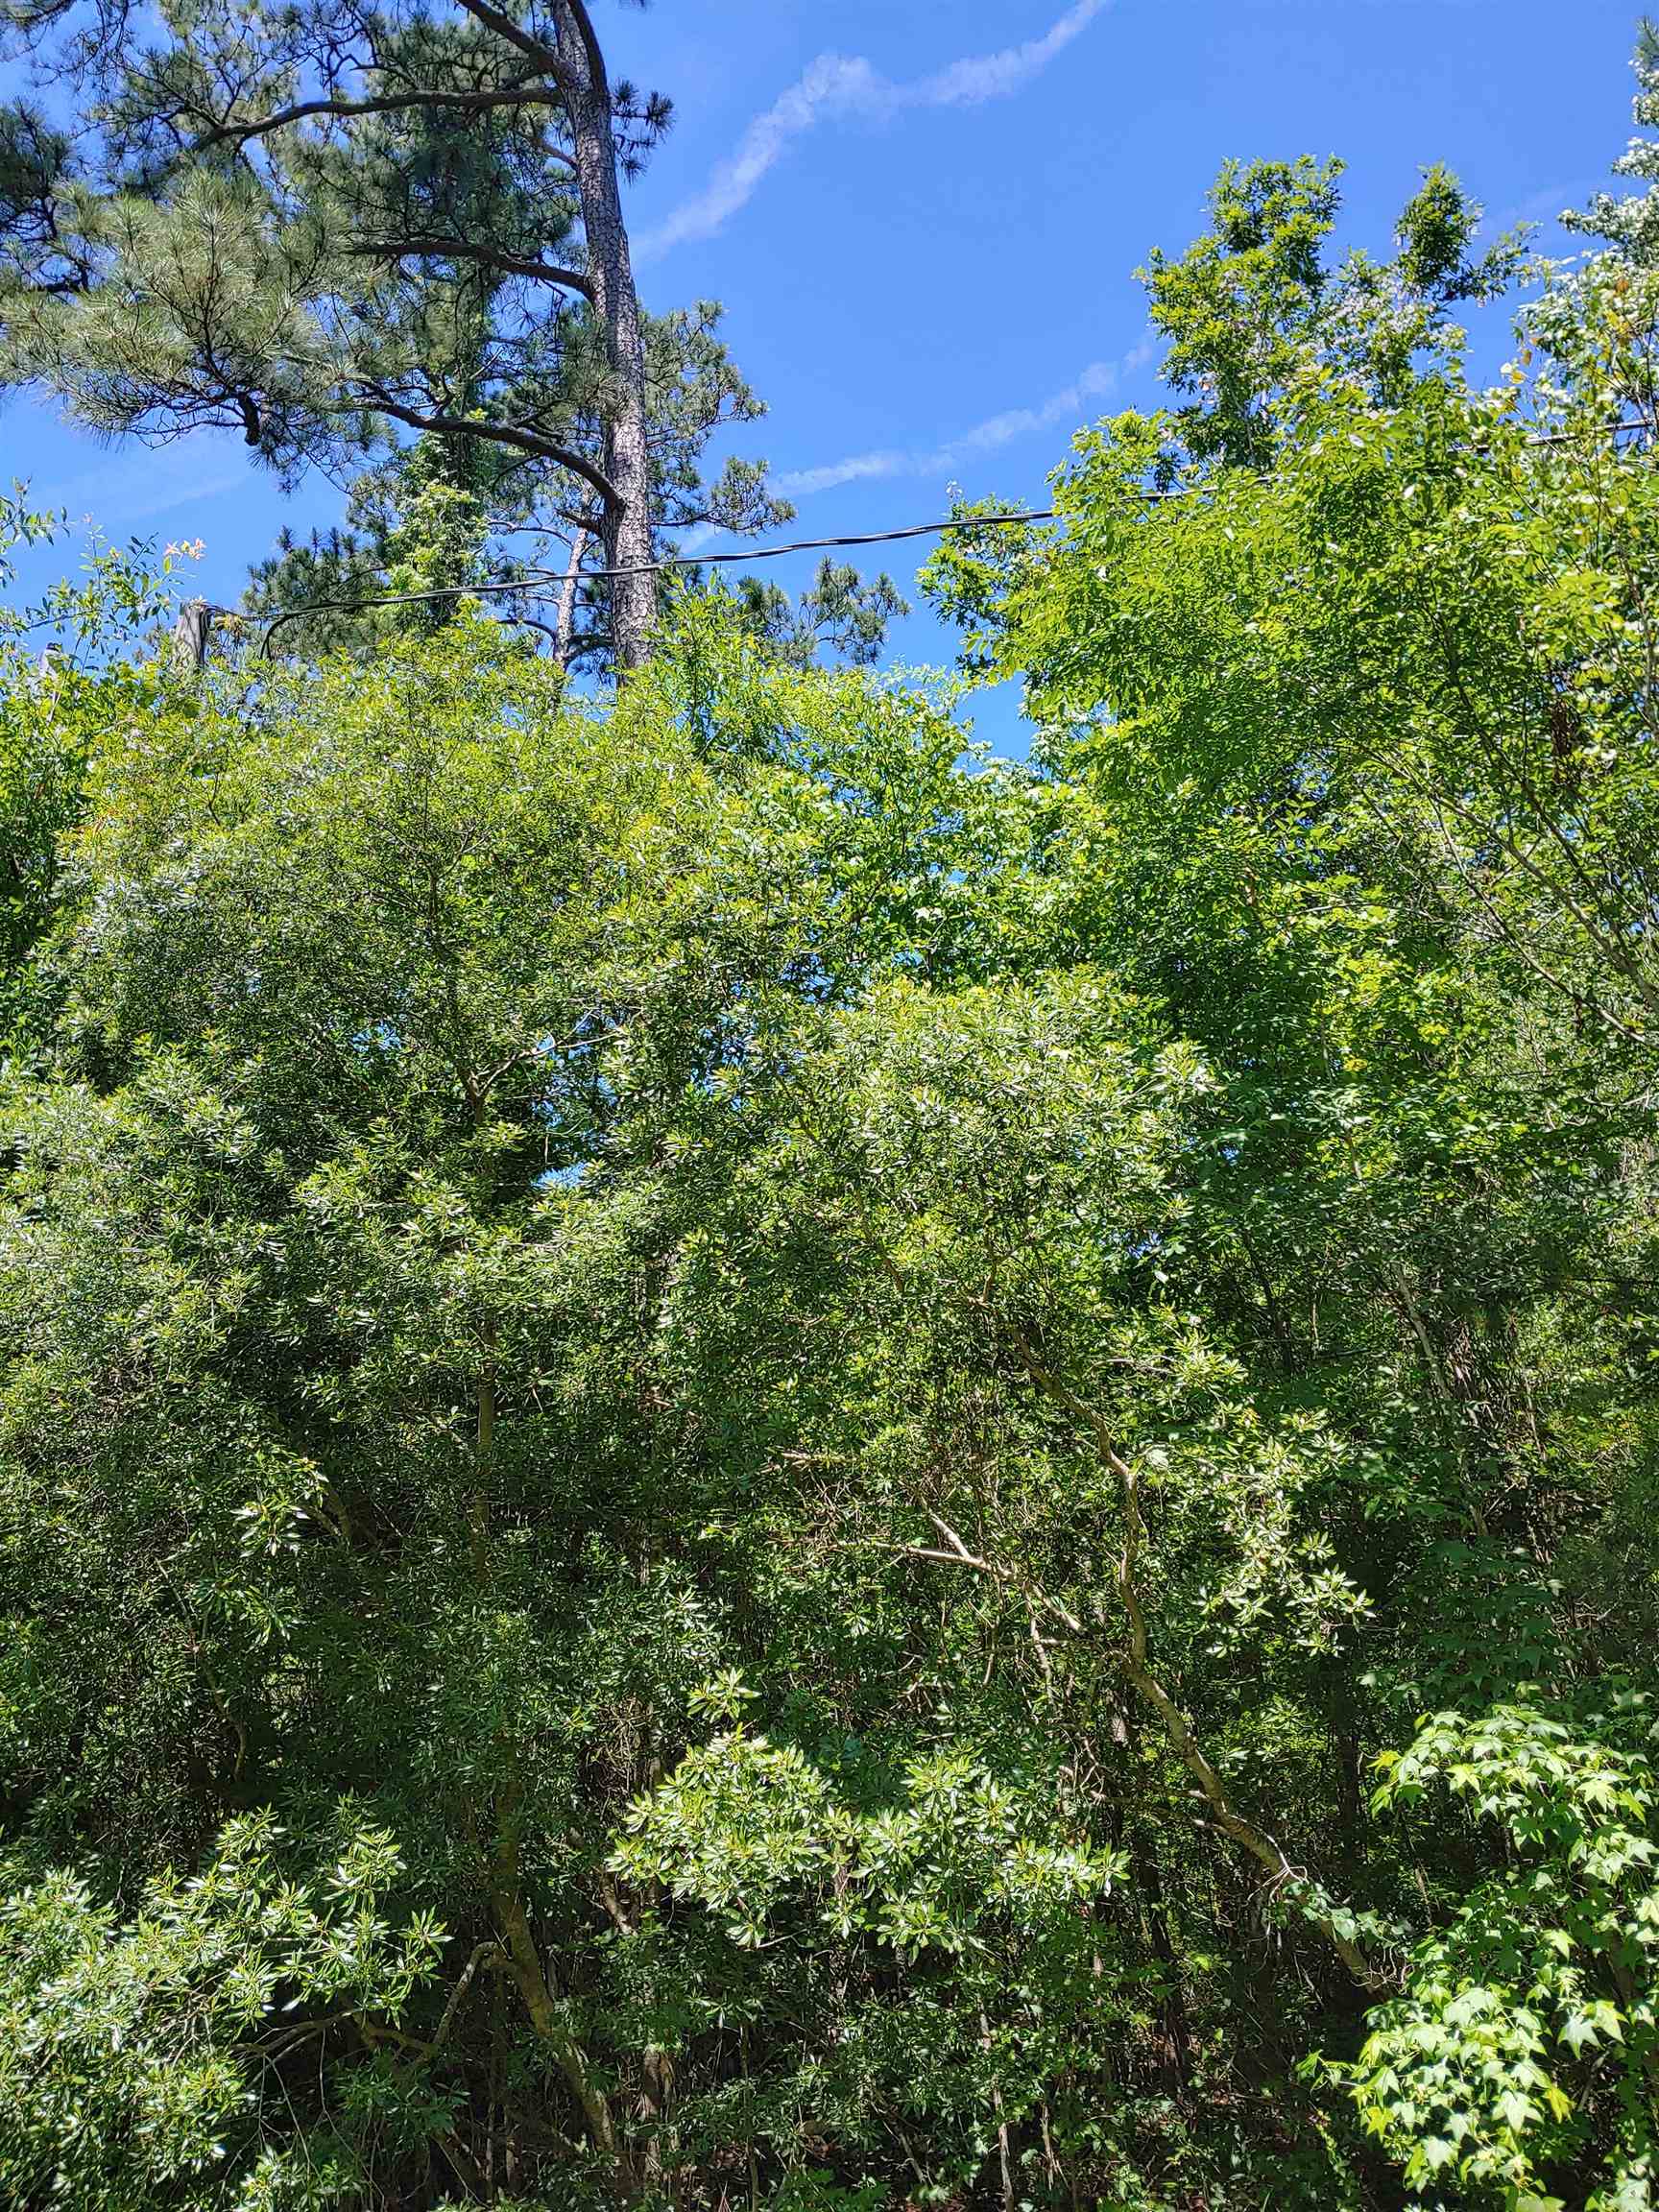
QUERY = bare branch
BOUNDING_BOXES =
[189,84,576,153]
[361,393,619,508]
[455,0,571,85]
[349,234,591,299]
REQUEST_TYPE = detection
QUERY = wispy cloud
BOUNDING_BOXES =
[914,0,1111,105]
[637,0,1110,261]
[777,447,911,500]
[37,435,250,531]
[775,342,1153,500]
[1489,178,1599,236]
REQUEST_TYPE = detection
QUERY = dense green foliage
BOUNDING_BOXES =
[11,30,1659,2212]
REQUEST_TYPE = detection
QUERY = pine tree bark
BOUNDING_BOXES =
[456,0,658,667]
[553,2,657,670]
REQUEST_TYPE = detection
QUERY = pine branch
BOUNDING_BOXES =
[453,0,573,88]
[189,85,578,154]
[357,391,619,508]
[348,233,592,299]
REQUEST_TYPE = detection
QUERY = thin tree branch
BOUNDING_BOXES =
[1009,1334,1382,1988]
[191,85,575,152]
[361,394,619,508]
[349,234,591,298]
[455,0,572,86]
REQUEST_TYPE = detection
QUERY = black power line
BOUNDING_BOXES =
[256,508,1060,654]
[231,413,1657,659]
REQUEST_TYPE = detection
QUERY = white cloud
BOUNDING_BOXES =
[671,521,722,555]
[1490,178,1599,234]
[919,355,1122,467]
[916,0,1110,107]
[39,435,250,529]
[776,448,909,498]
[774,340,1152,501]
[637,1,1109,261]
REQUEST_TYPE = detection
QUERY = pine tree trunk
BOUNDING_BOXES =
[556,8,656,671]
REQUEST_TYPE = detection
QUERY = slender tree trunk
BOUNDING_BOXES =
[555,524,591,666]
[492,1786,622,2165]
[555,6,657,670]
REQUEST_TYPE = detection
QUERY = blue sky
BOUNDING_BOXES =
[0,0,1647,736]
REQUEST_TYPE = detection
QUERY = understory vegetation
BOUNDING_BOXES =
[9,18,1659,2212]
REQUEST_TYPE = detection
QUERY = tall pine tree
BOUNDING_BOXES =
[0,0,784,667]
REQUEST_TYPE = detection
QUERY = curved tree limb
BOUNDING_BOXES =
[359,393,619,509]
[455,0,570,85]
[190,85,578,152]
[1010,1335,1382,1989]
[349,233,592,298]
